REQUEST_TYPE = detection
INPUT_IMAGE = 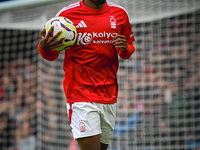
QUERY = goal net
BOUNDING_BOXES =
[0,0,200,150]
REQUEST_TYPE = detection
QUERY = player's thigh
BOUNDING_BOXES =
[66,102,102,140]
[99,103,116,145]
[77,134,101,150]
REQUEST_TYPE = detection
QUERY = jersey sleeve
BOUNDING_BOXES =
[121,11,135,44]
[117,11,135,59]
[55,2,79,17]
[37,44,60,61]
[117,43,135,59]
[55,7,66,17]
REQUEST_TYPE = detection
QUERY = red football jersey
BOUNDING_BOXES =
[38,0,135,104]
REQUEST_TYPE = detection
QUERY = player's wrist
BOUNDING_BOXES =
[126,44,131,51]
[38,44,50,52]
[38,44,44,51]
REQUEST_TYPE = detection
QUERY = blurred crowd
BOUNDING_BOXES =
[38,60,70,150]
[0,56,70,150]
[0,58,37,150]
[112,12,200,150]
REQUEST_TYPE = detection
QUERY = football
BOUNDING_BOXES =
[45,17,77,51]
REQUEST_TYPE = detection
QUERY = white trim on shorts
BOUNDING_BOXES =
[66,102,116,144]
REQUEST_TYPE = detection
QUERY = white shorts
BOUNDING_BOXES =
[66,102,116,144]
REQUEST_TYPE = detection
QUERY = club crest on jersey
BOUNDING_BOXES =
[79,120,86,133]
[110,16,116,29]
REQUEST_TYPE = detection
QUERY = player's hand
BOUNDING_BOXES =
[39,26,65,51]
[113,33,128,51]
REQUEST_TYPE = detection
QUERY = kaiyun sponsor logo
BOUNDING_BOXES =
[77,31,114,45]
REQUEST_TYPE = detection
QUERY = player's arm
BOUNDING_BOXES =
[113,9,135,59]
[113,33,135,59]
[38,26,65,61]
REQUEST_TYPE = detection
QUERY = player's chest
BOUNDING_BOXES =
[72,13,123,34]
[71,14,123,45]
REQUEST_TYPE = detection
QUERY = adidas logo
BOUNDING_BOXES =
[76,20,87,28]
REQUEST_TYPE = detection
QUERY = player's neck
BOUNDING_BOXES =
[83,0,105,9]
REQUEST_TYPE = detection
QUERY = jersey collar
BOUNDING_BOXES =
[81,0,108,14]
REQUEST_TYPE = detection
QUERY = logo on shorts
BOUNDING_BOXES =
[79,120,86,133]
